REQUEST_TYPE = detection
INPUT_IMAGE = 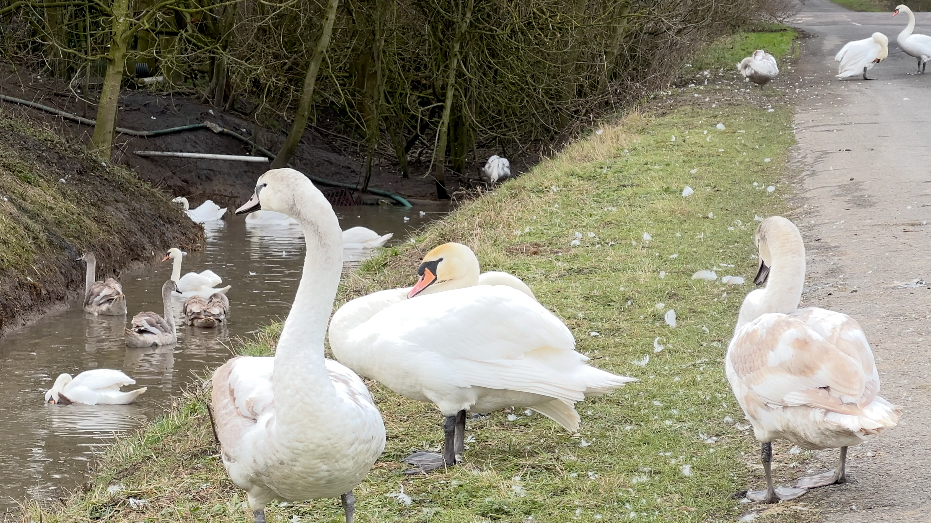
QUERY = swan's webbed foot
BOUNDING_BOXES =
[745,486,807,503]
[402,451,450,473]
[341,491,356,523]
[862,67,874,81]
[795,446,847,489]
[253,508,266,523]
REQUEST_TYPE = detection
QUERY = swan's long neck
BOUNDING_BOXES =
[162,285,177,333]
[272,191,345,425]
[743,240,806,326]
[84,257,96,296]
[900,7,916,40]
[170,255,182,282]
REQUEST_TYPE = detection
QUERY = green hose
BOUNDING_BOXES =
[0,94,413,208]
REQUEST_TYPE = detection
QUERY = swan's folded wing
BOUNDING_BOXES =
[749,55,778,76]
[68,369,135,391]
[212,357,270,457]
[227,356,275,420]
[729,314,871,414]
[132,312,171,334]
[836,39,877,75]
[86,281,123,306]
[326,359,376,405]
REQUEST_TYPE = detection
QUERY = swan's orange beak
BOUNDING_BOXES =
[161,254,170,262]
[47,398,56,405]
[408,268,436,298]
[893,9,899,16]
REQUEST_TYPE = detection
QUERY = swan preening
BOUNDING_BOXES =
[183,292,229,328]
[480,155,511,184]
[894,4,931,74]
[125,279,181,347]
[726,217,901,503]
[211,168,385,523]
[78,252,126,316]
[172,196,227,223]
[330,241,635,472]
[162,247,231,298]
[45,369,146,405]
[737,50,779,89]
[835,32,889,80]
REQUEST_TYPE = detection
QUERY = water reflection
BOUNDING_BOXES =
[0,200,447,513]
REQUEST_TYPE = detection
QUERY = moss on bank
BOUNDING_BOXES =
[27,29,805,523]
[0,109,202,334]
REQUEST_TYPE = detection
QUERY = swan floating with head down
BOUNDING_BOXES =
[329,241,634,473]
[172,196,227,223]
[894,4,931,74]
[726,216,901,503]
[835,32,889,80]
[737,50,779,89]
[211,168,385,523]
[183,292,230,328]
[78,252,126,316]
[45,369,146,405]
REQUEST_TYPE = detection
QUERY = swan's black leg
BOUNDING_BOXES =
[402,414,458,473]
[918,58,922,74]
[745,442,806,502]
[453,409,467,457]
[796,445,848,488]
[341,491,356,523]
[862,66,873,80]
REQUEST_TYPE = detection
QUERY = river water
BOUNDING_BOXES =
[0,202,446,516]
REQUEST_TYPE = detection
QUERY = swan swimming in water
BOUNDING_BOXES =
[894,4,931,74]
[211,168,385,523]
[45,369,146,405]
[162,247,231,298]
[737,50,779,89]
[183,292,230,328]
[835,32,889,80]
[78,252,126,316]
[125,280,181,347]
[726,216,901,503]
[329,241,635,472]
[172,196,227,223]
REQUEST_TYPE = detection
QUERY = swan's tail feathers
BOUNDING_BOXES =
[214,285,232,295]
[362,233,393,248]
[531,399,581,432]
[581,367,638,397]
[116,387,147,404]
[823,396,902,437]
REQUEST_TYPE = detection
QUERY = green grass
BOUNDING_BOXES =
[26,85,806,522]
[829,0,889,12]
[687,25,798,73]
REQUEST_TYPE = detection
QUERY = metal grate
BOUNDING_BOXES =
[321,187,357,207]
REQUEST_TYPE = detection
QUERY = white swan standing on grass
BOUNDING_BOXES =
[480,155,511,184]
[126,280,182,347]
[737,49,779,89]
[172,196,227,223]
[726,216,901,503]
[162,247,231,298]
[78,252,126,315]
[211,168,385,523]
[835,32,889,80]
[329,242,634,473]
[45,369,146,405]
[894,4,931,74]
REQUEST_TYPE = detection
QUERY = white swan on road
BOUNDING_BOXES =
[329,242,634,472]
[45,369,146,405]
[212,168,385,523]
[726,216,901,503]
[163,247,231,298]
[737,50,779,89]
[835,32,889,80]
[172,196,227,223]
[894,4,931,74]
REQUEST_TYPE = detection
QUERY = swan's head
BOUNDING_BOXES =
[161,248,185,263]
[893,5,907,16]
[163,279,182,295]
[873,32,889,56]
[752,49,766,60]
[236,168,323,218]
[77,252,96,263]
[45,373,73,404]
[408,242,481,298]
[753,216,804,285]
[171,196,190,210]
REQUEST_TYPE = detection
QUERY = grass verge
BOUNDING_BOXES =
[827,0,888,12]
[26,30,805,523]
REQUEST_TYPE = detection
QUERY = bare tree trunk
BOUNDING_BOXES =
[271,0,340,169]
[359,0,392,194]
[90,0,132,157]
[433,0,474,200]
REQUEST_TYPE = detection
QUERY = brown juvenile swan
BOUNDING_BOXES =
[79,252,126,316]
[183,292,230,328]
[125,280,181,347]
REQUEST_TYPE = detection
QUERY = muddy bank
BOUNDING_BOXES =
[0,107,203,337]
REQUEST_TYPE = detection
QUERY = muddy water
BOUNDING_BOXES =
[0,202,447,516]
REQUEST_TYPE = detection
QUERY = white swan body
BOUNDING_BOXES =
[835,32,889,80]
[480,155,511,184]
[341,226,393,249]
[244,209,299,225]
[726,216,901,502]
[211,168,385,523]
[78,252,126,315]
[126,280,181,347]
[329,241,633,470]
[172,196,227,223]
[45,369,146,405]
[737,49,779,88]
[183,292,230,328]
[163,247,231,298]
[894,5,931,73]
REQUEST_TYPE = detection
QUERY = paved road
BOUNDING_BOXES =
[789,0,931,521]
